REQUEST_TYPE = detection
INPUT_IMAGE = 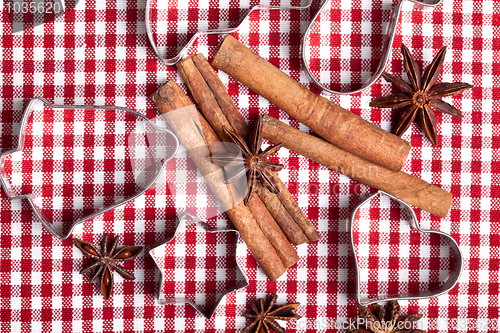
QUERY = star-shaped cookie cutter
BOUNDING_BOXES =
[149,212,249,319]
[348,191,463,306]
[302,0,444,95]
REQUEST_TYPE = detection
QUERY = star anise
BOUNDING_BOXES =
[73,234,143,300]
[211,116,284,206]
[370,43,473,145]
[242,293,301,333]
[347,301,427,333]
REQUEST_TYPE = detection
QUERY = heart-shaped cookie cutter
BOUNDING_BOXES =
[302,0,444,95]
[149,212,249,319]
[348,191,463,306]
[145,0,313,65]
[0,97,179,240]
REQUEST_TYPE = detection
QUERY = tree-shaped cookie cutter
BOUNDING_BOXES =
[348,191,463,306]
[0,97,179,240]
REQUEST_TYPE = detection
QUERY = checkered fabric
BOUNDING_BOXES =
[148,0,309,61]
[0,0,496,332]
[149,214,247,319]
[352,194,453,302]
[0,100,177,238]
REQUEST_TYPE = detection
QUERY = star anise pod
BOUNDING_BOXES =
[370,43,473,145]
[242,293,301,333]
[211,116,284,206]
[347,301,427,333]
[73,234,143,300]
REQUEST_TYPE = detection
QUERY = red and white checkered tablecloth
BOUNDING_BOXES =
[0,0,497,332]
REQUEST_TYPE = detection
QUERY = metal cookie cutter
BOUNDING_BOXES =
[145,0,313,65]
[348,191,463,306]
[149,212,249,319]
[302,0,444,95]
[0,97,179,239]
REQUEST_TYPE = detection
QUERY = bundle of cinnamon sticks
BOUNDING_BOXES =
[150,35,454,280]
[151,55,321,281]
[212,35,453,218]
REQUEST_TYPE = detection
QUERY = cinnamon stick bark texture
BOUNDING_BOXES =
[257,184,308,245]
[247,195,299,268]
[260,114,452,218]
[177,54,300,266]
[212,35,411,172]
[150,80,287,281]
[177,56,234,141]
[190,54,250,140]
[179,53,320,243]
[270,174,320,242]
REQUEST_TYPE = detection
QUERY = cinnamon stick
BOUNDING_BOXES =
[150,80,287,281]
[260,114,452,218]
[247,195,299,268]
[180,54,321,245]
[212,35,411,172]
[177,55,234,141]
[177,55,300,265]
[256,183,308,245]
[190,54,250,140]
[270,174,320,242]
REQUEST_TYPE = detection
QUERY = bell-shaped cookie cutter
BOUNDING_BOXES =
[302,0,444,95]
[348,191,463,305]
[149,212,249,319]
[0,97,179,240]
[145,0,313,65]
